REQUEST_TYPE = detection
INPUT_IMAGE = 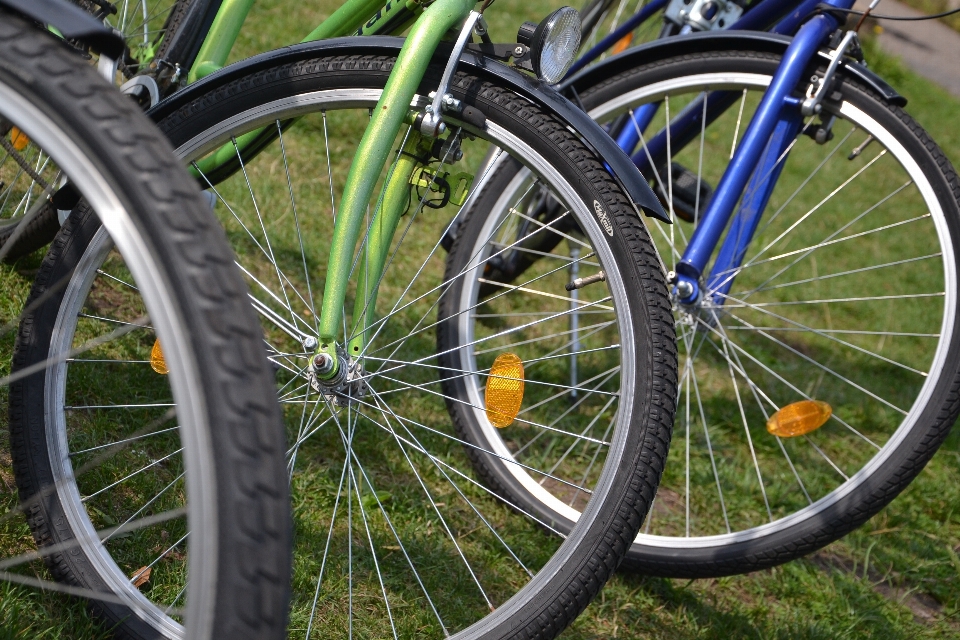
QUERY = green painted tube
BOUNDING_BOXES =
[315,0,474,354]
[347,134,430,357]
[187,0,256,83]
[302,0,390,41]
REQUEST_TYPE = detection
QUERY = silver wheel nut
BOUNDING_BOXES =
[313,353,334,375]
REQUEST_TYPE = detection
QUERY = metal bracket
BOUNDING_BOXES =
[664,0,743,32]
[419,10,482,136]
[801,30,858,116]
[97,54,119,84]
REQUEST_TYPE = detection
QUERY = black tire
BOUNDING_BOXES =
[566,47,960,576]
[40,50,676,638]
[1,14,290,639]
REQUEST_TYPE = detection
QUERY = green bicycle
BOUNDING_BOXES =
[10,1,679,638]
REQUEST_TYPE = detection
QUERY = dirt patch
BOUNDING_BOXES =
[809,551,944,624]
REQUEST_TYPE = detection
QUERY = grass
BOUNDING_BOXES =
[2,1,960,638]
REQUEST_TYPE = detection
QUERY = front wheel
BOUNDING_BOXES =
[465,46,960,577]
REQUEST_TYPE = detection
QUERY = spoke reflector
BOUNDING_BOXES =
[485,353,525,428]
[10,126,28,151]
[151,338,168,375]
[766,400,832,438]
[611,33,633,55]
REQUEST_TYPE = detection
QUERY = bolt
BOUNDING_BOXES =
[514,45,524,57]
[303,336,318,351]
[666,270,677,284]
[676,280,695,299]
[313,353,335,375]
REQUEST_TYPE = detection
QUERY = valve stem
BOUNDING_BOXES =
[565,270,606,291]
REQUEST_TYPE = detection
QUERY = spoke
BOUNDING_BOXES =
[305,454,349,640]
[233,137,299,333]
[346,459,398,640]
[739,180,914,300]
[752,252,941,295]
[81,448,183,503]
[65,403,174,410]
[346,393,594,494]
[472,320,615,356]
[719,291,928,377]
[77,313,151,330]
[96,269,138,291]
[711,149,888,294]
[364,390,534,578]
[694,312,884,447]
[717,212,931,277]
[804,434,849,481]
[362,388,494,612]
[373,373,610,447]
[70,425,180,456]
[277,120,320,332]
[755,126,856,237]
[731,89,747,158]
[718,327,772,522]
[685,330,730,533]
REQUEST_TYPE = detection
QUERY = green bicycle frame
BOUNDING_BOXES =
[187,0,477,376]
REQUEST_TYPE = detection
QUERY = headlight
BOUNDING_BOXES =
[519,7,581,85]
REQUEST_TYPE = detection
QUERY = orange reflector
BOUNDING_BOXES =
[485,353,524,428]
[766,400,832,438]
[10,127,28,151]
[611,32,634,55]
[150,338,168,375]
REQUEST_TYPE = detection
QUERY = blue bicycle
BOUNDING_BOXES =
[441,0,960,577]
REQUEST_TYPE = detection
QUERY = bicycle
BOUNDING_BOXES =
[9,0,681,638]
[0,0,290,636]
[444,0,960,577]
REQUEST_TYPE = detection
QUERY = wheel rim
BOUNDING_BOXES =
[580,70,957,547]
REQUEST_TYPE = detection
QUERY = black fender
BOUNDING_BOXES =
[148,36,669,222]
[559,30,906,108]
[0,0,124,58]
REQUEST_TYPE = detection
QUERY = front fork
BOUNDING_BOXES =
[672,12,841,306]
[313,0,476,378]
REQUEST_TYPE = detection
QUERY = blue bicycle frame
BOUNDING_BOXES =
[567,0,857,305]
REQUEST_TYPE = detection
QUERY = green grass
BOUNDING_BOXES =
[2,2,960,638]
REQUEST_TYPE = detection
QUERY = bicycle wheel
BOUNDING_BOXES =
[566,46,958,576]
[1,15,289,638]
[20,51,677,637]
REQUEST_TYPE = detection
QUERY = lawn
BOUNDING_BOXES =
[1,0,960,638]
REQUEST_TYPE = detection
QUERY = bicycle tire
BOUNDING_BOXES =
[19,50,677,638]
[554,46,960,576]
[1,14,290,638]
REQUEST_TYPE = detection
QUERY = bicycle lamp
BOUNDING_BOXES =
[518,7,582,85]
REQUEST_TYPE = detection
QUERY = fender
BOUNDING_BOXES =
[0,0,124,58]
[148,36,669,222]
[559,31,906,108]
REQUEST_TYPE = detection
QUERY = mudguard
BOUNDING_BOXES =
[148,36,669,222]
[0,0,124,58]
[560,30,906,108]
